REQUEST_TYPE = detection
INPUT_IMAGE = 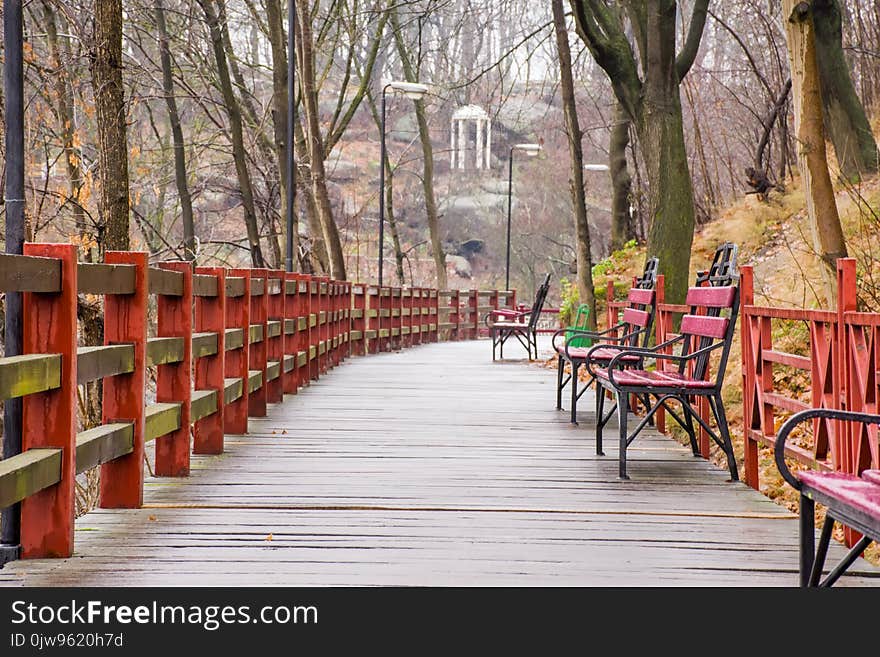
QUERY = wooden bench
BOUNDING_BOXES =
[774,408,880,587]
[488,273,550,360]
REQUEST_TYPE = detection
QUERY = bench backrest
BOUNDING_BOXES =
[527,273,551,331]
[677,255,740,385]
[616,257,659,348]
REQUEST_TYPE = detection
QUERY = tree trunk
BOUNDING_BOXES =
[812,0,879,181]
[43,1,88,246]
[390,8,447,289]
[783,0,848,304]
[385,164,406,285]
[552,0,596,329]
[637,96,696,310]
[90,0,130,252]
[265,0,297,270]
[156,1,196,261]
[294,118,329,272]
[609,101,634,251]
[197,0,265,267]
[294,1,347,279]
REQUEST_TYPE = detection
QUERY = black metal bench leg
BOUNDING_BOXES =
[492,330,496,361]
[800,494,815,588]
[820,535,873,587]
[714,394,738,481]
[595,383,605,456]
[556,356,564,410]
[570,362,579,425]
[682,397,700,457]
[810,515,834,587]
[618,391,629,480]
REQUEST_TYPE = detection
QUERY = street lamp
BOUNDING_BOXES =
[505,143,541,292]
[378,81,429,287]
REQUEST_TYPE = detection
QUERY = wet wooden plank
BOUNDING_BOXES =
[76,423,134,474]
[0,449,61,509]
[148,267,184,297]
[0,354,61,400]
[77,345,134,384]
[146,337,185,367]
[0,253,61,292]
[78,263,136,295]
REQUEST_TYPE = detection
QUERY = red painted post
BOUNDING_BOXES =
[155,261,193,477]
[836,259,858,477]
[470,290,479,339]
[739,266,759,489]
[412,288,422,346]
[351,284,365,356]
[365,285,378,354]
[100,251,148,509]
[451,290,460,341]
[606,280,617,331]
[297,275,313,385]
[267,270,285,404]
[20,243,78,558]
[282,273,299,394]
[307,277,318,378]
[194,266,226,454]
[654,274,667,435]
[225,269,251,434]
[246,268,269,417]
[430,289,439,342]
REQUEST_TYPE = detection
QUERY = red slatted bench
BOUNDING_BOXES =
[587,244,740,480]
[775,408,880,587]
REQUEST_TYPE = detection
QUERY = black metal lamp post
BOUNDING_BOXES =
[286,1,296,272]
[377,81,428,287]
[505,143,541,292]
[2,0,25,564]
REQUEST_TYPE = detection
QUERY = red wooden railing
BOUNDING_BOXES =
[0,245,514,559]
[741,258,879,489]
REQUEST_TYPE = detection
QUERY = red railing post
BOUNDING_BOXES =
[100,251,148,509]
[307,277,319,379]
[351,284,366,356]
[155,261,193,477]
[837,258,858,474]
[267,270,285,404]
[247,268,269,417]
[195,266,226,453]
[20,243,78,558]
[469,289,479,339]
[343,281,352,359]
[294,274,312,388]
[282,273,299,394]
[654,274,667,435]
[739,266,759,489]
[225,269,251,434]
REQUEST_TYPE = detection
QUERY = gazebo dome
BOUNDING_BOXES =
[452,104,489,121]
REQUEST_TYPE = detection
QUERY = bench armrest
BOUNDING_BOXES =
[774,409,880,491]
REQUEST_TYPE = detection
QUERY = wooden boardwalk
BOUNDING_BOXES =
[1,339,877,586]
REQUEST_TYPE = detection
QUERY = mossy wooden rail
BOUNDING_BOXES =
[0,244,514,560]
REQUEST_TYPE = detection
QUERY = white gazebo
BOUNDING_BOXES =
[451,104,491,170]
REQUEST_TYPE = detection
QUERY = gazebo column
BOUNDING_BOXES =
[485,119,492,169]
[475,119,483,170]
[457,119,466,170]
[450,118,456,169]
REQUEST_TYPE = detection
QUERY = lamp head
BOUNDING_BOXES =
[514,143,542,157]
[389,81,429,100]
